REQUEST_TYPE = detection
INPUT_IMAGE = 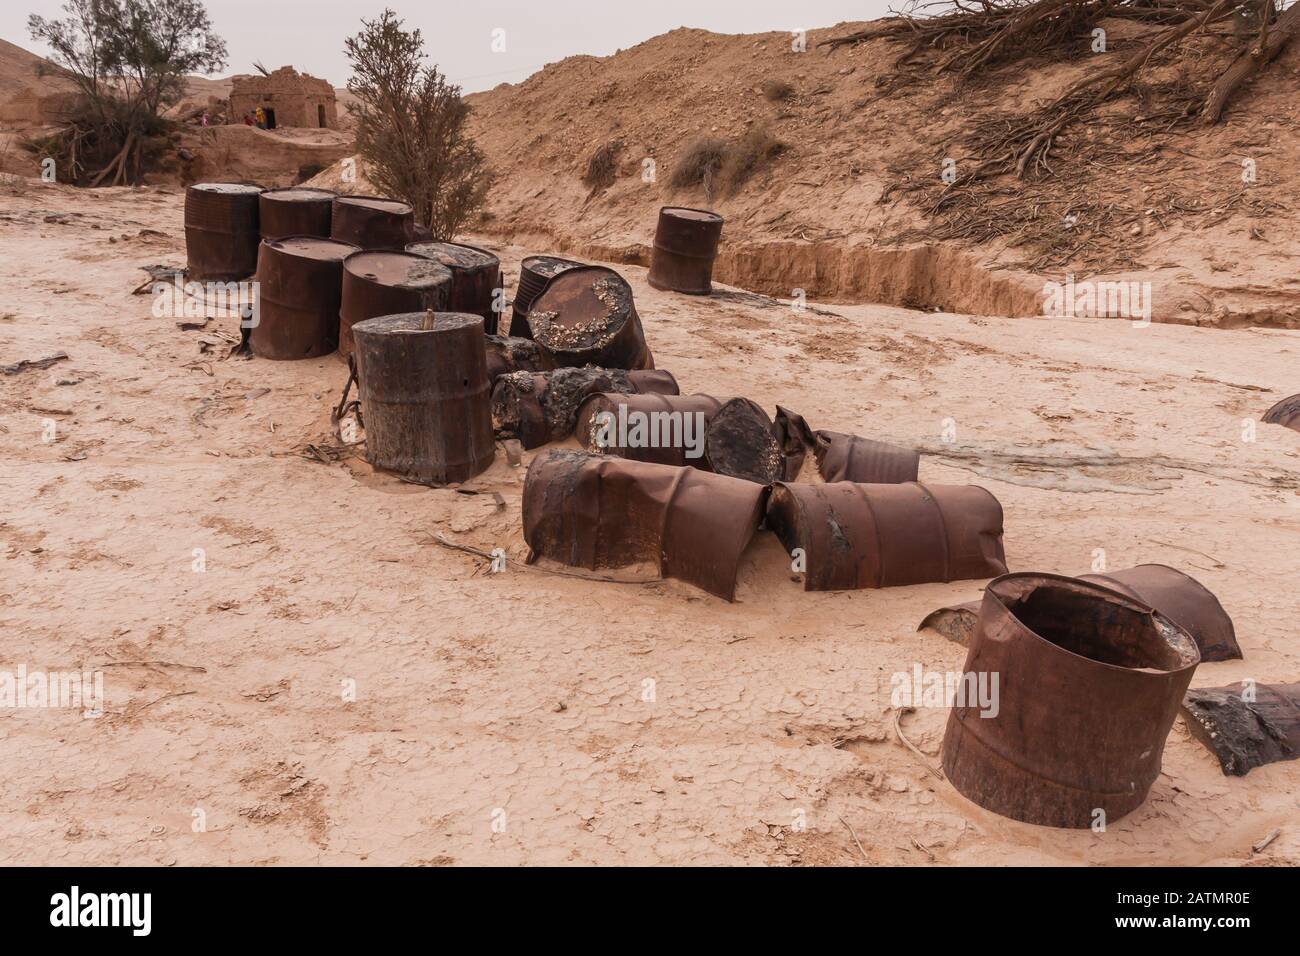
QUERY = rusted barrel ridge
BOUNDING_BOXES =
[766,481,1007,591]
[527,266,653,370]
[352,312,495,484]
[338,251,452,357]
[522,449,766,601]
[647,206,724,295]
[942,572,1200,828]
[252,236,358,360]
[493,367,680,449]
[406,241,502,326]
[774,406,920,483]
[330,195,414,249]
[510,255,584,336]
[184,183,264,281]
[917,564,1242,662]
[259,187,336,240]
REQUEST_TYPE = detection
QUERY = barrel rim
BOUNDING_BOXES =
[332,193,414,215]
[260,186,338,200]
[405,239,500,268]
[985,571,1201,674]
[188,181,265,195]
[352,311,485,336]
[658,204,724,223]
[264,234,360,257]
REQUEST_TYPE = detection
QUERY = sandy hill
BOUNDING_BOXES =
[444,20,1300,325]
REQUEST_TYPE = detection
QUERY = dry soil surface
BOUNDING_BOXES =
[1,181,1298,865]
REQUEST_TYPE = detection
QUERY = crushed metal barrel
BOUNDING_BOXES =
[577,393,725,467]
[526,266,653,370]
[485,335,545,383]
[330,195,414,249]
[918,564,1241,662]
[492,367,679,449]
[942,572,1201,828]
[766,481,1007,591]
[351,312,495,484]
[338,251,452,357]
[258,187,335,240]
[1182,681,1300,776]
[774,406,920,483]
[647,206,724,295]
[704,398,784,484]
[1262,393,1300,432]
[184,182,263,281]
[522,449,766,601]
[252,236,357,360]
[510,255,584,337]
[406,240,502,325]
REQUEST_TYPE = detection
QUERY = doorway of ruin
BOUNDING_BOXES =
[318,104,326,128]
[264,108,277,130]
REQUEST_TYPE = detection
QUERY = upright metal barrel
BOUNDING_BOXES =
[252,236,357,360]
[941,572,1201,828]
[184,183,264,281]
[526,265,653,370]
[406,241,502,326]
[338,251,452,358]
[330,195,414,249]
[352,312,495,484]
[510,255,583,336]
[259,187,336,240]
[647,206,724,295]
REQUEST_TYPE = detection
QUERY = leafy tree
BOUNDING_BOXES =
[344,9,493,239]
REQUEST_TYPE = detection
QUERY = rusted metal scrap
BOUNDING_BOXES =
[766,481,1007,591]
[1182,681,1300,776]
[510,254,584,337]
[522,449,766,601]
[407,240,502,326]
[1262,393,1300,432]
[918,564,1241,662]
[526,266,653,370]
[492,367,679,449]
[338,251,452,357]
[774,406,920,483]
[577,393,725,467]
[942,572,1201,828]
[704,398,784,484]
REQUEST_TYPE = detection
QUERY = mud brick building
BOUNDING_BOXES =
[227,67,338,130]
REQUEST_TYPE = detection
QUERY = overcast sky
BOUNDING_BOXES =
[4,0,896,93]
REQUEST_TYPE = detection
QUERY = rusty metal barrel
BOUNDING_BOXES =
[1263,393,1300,432]
[351,312,495,484]
[338,251,452,357]
[766,481,1007,591]
[330,195,414,249]
[942,572,1200,828]
[259,187,336,240]
[647,206,724,295]
[251,236,357,360]
[406,241,502,326]
[527,265,653,370]
[184,183,264,281]
[577,393,725,467]
[493,367,680,449]
[509,255,584,336]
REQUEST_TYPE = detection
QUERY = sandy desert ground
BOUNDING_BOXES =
[1,180,1298,866]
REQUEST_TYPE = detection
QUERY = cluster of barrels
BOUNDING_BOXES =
[181,184,718,488]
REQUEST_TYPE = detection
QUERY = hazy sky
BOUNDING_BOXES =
[3,0,896,93]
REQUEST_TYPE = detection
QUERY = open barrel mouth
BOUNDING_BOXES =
[991,575,1199,672]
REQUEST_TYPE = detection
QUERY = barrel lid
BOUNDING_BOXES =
[267,236,358,260]
[521,255,584,279]
[262,187,336,202]
[192,182,264,195]
[353,312,483,336]
[407,241,498,270]
[528,266,632,349]
[661,206,723,223]
[344,250,452,290]
[335,195,412,215]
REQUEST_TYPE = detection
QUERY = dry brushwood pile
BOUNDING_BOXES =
[831,0,1299,270]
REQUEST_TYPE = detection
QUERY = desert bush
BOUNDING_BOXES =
[718,125,785,191]
[345,9,493,240]
[582,140,622,191]
[669,136,726,193]
[761,78,795,101]
[671,127,784,197]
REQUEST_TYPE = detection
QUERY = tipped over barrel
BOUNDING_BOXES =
[338,251,452,357]
[509,255,584,336]
[526,266,653,370]
[942,572,1200,828]
[185,183,264,281]
[259,187,336,240]
[352,312,495,484]
[252,236,357,360]
[647,206,723,295]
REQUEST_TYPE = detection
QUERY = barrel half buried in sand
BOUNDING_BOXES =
[338,251,452,357]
